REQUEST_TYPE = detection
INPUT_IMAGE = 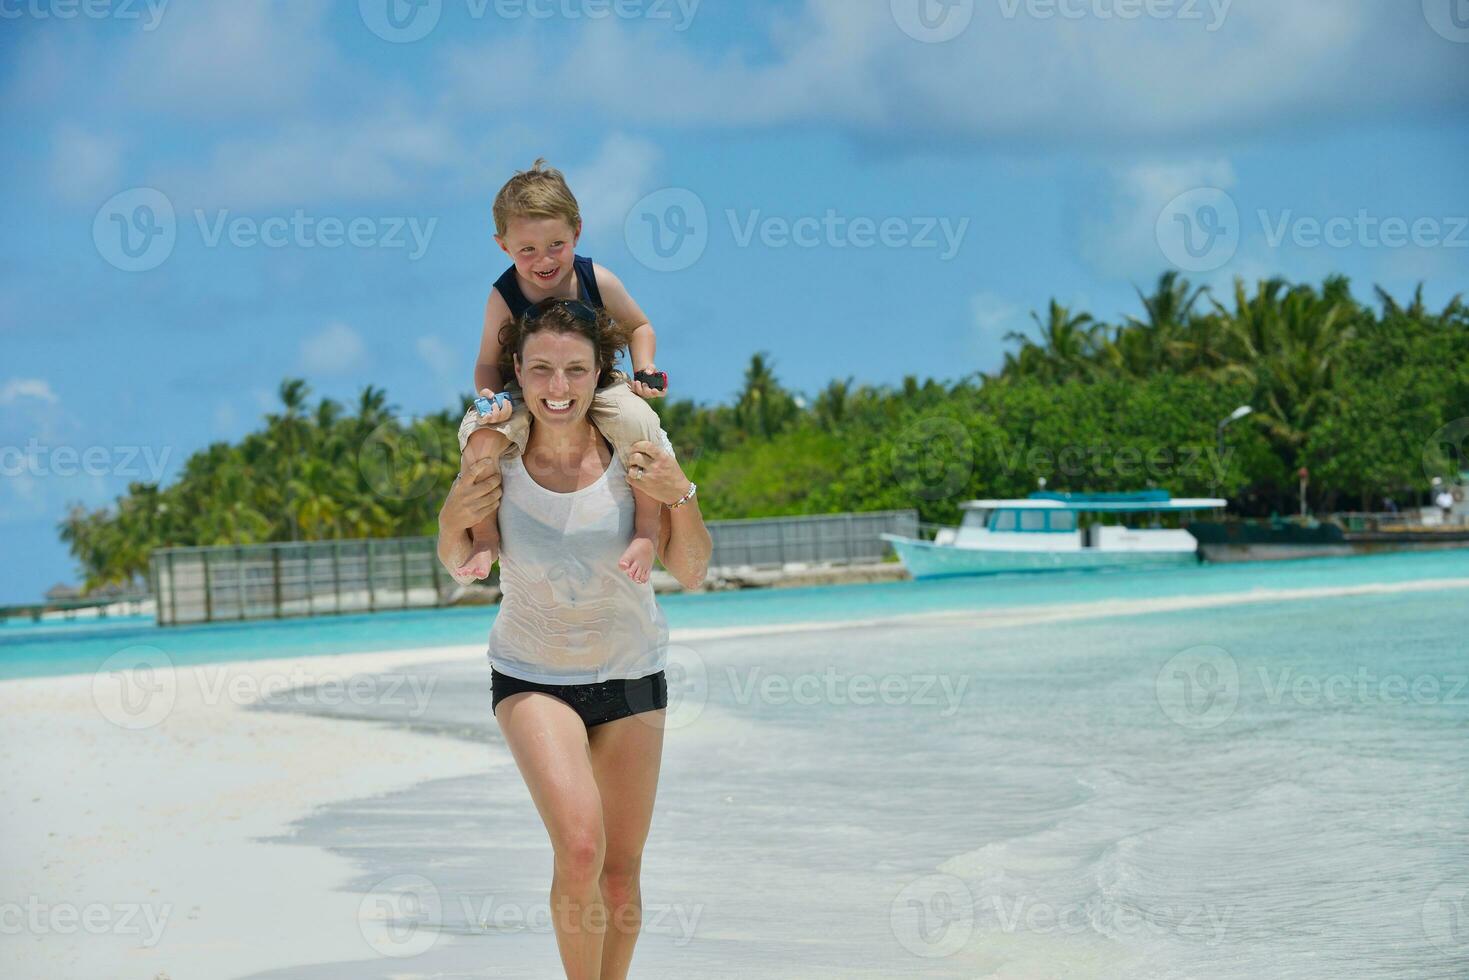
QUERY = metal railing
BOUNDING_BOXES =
[150,537,447,627]
[148,510,919,625]
[704,510,917,569]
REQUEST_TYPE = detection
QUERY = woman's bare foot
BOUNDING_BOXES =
[618,537,655,585]
[456,524,500,580]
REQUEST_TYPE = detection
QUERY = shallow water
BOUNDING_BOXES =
[6,547,1469,681]
[245,582,1469,978]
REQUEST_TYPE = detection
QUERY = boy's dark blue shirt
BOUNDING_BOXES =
[493,254,604,319]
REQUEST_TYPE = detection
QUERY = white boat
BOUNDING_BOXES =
[881,490,1228,579]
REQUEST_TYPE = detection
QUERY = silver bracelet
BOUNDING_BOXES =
[670,481,697,508]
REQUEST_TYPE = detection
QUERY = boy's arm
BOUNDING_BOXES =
[474,288,514,393]
[593,264,657,373]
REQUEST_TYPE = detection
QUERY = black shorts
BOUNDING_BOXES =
[491,668,668,729]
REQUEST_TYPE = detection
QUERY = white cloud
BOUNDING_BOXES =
[567,135,662,239]
[211,399,238,437]
[417,335,458,379]
[0,378,59,405]
[969,291,1026,373]
[971,292,1021,336]
[160,110,467,209]
[298,321,368,376]
[1075,159,1238,279]
[439,1,1468,147]
[48,123,124,205]
[110,0,337,118]
[416,334,467,403]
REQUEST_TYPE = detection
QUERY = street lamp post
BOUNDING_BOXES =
[1215,405,1253,496]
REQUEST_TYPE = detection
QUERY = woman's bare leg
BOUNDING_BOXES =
[495,693,607,979]
[588,708,667,980]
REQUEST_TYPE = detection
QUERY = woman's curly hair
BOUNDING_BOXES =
[496,302,633,390]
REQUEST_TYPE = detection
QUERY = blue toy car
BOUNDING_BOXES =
[474,391,514,416]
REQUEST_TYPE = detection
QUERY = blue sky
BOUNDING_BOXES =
[2,0,1467,603]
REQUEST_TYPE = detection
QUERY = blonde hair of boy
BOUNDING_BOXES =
[492,158,582,238]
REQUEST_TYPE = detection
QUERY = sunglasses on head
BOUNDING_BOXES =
[525,297,599,326]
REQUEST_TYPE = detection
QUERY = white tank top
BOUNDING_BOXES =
[487,438,670,683]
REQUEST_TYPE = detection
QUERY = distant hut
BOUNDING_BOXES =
[44,583,80,603]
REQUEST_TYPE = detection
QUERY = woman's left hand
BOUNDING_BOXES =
[624,439,691,505]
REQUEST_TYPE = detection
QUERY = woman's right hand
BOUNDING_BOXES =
[440,457,503,533]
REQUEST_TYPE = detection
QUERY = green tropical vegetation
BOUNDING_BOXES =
[60,274,1468,592]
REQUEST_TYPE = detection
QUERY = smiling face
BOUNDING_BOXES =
[513,328,600,428]
[496,216,580,295]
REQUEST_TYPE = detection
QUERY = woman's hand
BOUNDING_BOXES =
[441,458,504,531]
[625,438,710,589]
[437,459,504,582]
[623,439,691,505]
[627,365,668,400]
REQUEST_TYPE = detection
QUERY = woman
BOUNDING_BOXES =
[437,298,711,980]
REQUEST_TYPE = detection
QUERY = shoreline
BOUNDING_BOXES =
[6,576,1469,977]
[0,646,497,980]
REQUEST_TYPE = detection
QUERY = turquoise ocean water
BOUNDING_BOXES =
[8,549,1467,976]
[3,549,1467,682]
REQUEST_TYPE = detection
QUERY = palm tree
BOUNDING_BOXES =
[1003,301,1103,382]
[1216,277,1357,470]
[734,352,798,439]
[1122,271,1210,374]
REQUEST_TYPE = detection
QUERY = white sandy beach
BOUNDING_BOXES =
[0,646,497,979]
[5,576,1469,979]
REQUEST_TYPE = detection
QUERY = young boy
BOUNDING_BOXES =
[454,159,670,584]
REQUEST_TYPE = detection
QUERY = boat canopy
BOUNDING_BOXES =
[960,490,1227,513]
